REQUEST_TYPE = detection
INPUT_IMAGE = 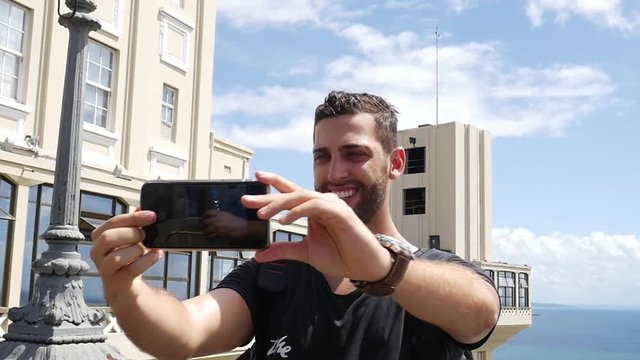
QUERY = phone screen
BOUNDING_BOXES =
[140,180,270,250]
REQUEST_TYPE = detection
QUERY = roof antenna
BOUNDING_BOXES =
[433,26,440,240]
[435,26,440,126]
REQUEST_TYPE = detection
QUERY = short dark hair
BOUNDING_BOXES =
[314,91,399,153]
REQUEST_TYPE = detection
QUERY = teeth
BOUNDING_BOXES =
[333,189,356,199]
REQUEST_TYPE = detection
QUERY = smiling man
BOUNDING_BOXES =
[91,91,500,360]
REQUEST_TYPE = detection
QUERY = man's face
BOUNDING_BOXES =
[313,113,390,224]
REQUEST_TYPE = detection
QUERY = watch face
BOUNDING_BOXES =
[377,234,415,259]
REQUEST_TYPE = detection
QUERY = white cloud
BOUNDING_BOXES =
[213,22,615,148]
[212,87,324,150]
[525,0,640,32]
[216,0,330,28]
[447,0,493,13]
[267,57,320,78]
[385,1,433,10]
[493,227,640,307]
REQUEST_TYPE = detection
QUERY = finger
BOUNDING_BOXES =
[254,241,308,263]
[244,190,320,220]
[99,243,147,277]
[91,226,146,266]
[255,171,300,193]
[121,249,163,279]
[91,211,156,241]
[279,196,347,226]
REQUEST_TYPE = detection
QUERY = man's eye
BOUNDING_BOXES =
[314,154,329,161]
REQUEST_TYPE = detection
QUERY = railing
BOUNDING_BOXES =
[500,306,532,317]
[0,307,9,337]
[94,306,123,334]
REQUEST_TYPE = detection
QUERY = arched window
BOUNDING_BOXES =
[518,272,530,308]
[21,185,129,305]
[497,271,516,307]
[0,176,16,306]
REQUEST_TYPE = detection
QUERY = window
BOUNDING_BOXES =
[404,188,425,215]
[159,9,193,71]
[405,147,425,174]
[518,272,529,308]
[160,84,176,141]
[0,176,15,306]
[77,192,128,304]
[21,184,51,304]
[224,165,231,173]
[208,251,253,290]
[484,269,495,283]
[145,251,198,300]
[22,185,129,305]
[84,41,113,128]
[0,0,26,100]
[497,271,516,307]
[273,230,304,243]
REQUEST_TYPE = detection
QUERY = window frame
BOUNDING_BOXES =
[22,185,130,305]
[159,8,193,72]
[0,0,27,102]
[0,175,16,306]
[84,40,114,129]
[160,84,177,141]
[403,187,426,215]
[207,251,253,290]
[518,272,530,308]
[405,146,426,174]
[273,229,304,243]
[497,271,516,308]
[143,250,197,300]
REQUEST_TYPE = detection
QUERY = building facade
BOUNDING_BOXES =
[393,123,532,360]
[0,0,530,359]
[0,0,281,358]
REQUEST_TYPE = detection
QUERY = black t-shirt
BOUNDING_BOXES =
[217,249,495,360]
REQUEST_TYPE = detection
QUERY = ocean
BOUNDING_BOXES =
[493,307,640,360]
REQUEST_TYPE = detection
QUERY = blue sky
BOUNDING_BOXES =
[211,0,640,308]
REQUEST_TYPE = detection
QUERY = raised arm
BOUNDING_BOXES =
[91,211,252,360]
[242,171,499,347]
[393,257,500,344]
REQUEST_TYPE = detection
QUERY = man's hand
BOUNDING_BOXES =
[201,209,249,240]
[241,171,392,282]
[90,210,163,304]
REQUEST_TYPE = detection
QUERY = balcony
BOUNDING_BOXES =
[475,261,532,351]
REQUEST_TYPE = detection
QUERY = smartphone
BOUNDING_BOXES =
[140,180,270,250]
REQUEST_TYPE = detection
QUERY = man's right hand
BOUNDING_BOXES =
[90,210,163,305]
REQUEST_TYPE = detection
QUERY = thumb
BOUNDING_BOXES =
[254,241,307,263]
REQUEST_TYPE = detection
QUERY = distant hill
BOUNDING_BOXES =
[532,302,575,308]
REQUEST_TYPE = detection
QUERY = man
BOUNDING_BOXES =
[91,91,500,360]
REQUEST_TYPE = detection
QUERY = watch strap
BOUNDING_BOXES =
[350,234,415,296]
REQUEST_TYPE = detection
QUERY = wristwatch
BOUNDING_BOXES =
[350,234,415,296]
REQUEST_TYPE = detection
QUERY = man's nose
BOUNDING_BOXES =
[327,158,348,182]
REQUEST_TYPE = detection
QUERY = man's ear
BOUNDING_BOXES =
[389,147,406,179]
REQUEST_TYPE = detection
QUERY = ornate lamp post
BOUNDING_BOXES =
[0,1,125,358]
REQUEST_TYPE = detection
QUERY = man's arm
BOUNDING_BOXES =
[393,258,500,345]
[91,211,253,360]
[242,172,499,346]
[107,281,252,360]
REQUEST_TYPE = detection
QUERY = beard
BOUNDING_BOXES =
[316,176,387,224]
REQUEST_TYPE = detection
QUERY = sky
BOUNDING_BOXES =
[210,0,640,309]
